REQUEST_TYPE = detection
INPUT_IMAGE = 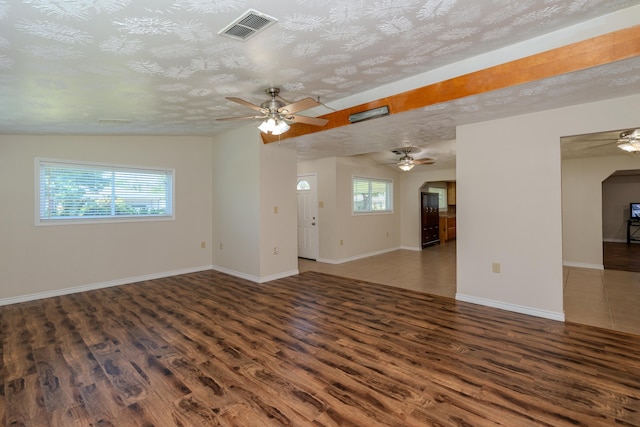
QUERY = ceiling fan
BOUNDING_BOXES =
[217,87,329,135]
[617,129,640,152]
[572,128,640,153]
[387,147,435,171]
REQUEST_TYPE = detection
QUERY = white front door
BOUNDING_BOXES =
[297,174,319,260]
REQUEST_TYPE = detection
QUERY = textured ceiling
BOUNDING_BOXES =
[1,0,639,168]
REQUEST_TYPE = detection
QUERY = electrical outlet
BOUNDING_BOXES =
[273,247,279,255]
[492,262,501,273]
[219,243,223,250]
[340,239,344,246]
[274,206,278,214]
[200,241,206,249]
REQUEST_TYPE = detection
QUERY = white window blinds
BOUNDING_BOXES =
[37,159,174,223]
[353,177,393,213]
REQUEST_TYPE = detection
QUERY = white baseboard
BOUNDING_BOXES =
[455,293,565,322]
[0,265,213,307]
[563,261,603,270]
[317,246,402,265]
[210,265,299,283]
[603,238,627,243]
[211,265,260,282]
[400,245,422,251]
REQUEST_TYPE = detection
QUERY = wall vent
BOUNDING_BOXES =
[218,9,278,41]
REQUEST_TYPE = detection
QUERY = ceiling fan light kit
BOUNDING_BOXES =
[389,147,435,171]
[258,118,290,135]
[398,158,415,171]
[217,87,328,136]
[617,129,640,152]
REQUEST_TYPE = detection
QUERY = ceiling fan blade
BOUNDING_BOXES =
[415,158,435,165]
[287,114,328,126]
[278,97,321,114]
[216,115,265,121]
[225,97,267,113]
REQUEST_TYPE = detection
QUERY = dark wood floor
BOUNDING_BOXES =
[604,241,640,272]
[2,270,640,426]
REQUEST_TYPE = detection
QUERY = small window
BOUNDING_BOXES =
[36,158,174,225]
[353,177,393,213]
[297,180,310,190]
[428,187,447,209]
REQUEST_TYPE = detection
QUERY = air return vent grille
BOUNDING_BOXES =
[218,9,277,41]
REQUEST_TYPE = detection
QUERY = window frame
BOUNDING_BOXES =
[35,157,175,226]
[352,176,394,215]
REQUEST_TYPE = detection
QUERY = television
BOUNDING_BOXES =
[631,203,640,219]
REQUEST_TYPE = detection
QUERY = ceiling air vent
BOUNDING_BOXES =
[218,9,278,41]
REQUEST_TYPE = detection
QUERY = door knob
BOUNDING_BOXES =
[312,222,316,226]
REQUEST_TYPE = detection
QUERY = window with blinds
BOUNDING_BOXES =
[353,177,393,213]
[36,158,174,224]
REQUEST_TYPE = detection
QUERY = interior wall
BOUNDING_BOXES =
[299,156,402,263]
[211,127,261,279]
[334,156,401,262]
[399,169,456,250]
[0,135,213,302]
[259,142,299,279]
[562,154,640,267]
[602,174,640,242]
[457,94,640,320]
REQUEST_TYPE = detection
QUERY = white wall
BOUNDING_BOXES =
[457,94,640,320]
[212,127,299,281]
[602,174,640,242]
[259,142,299,279]
[562,154,640,267]
[298,156,401,263]
[0,135,213,302]
[212,127,261,279]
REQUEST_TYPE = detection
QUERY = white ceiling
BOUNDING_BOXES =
[1,0,639,169]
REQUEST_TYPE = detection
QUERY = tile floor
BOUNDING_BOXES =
[298,241,640,336]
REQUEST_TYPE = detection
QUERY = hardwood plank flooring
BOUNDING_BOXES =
[2,270,640,426]
[604,242,640,272]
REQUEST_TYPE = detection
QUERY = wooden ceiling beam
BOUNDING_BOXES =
[261,25,640,144]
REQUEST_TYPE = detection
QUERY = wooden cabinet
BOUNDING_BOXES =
[440,215,456,242]
[447,216,456,240]
[447,181,456,205]
[421,192,440,247]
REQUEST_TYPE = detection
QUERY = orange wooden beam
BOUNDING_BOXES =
[261,25,640,144]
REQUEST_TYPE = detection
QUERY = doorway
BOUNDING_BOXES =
[420,181,456,248]
[297,174,319,260]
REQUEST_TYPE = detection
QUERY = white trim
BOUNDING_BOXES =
[400,245,422,251]
[0,265,212,307]
[211,265,261,282]
[455,293,565,322]
[563,261,603,270]
[258,269,299,283]
[317,246,402,265]
[211,265,299,283]
[352,175,394,214]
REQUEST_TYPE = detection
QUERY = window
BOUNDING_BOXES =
[37,158,174,224]
[428,187,447,209]
[297,180,310,190]
[353,177,393,213]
